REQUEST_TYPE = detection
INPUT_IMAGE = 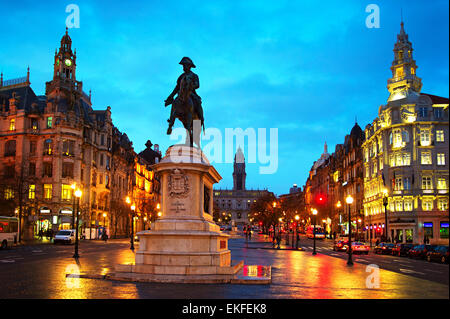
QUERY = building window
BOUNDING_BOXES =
[401,130,409,143]
[62,140,75,156]
[440,222,449,239]
[4,140,16,156]
[403,177,411,190]
[43,162,52,177]
[44,184,52,200]
[395,200,403,212]
[4,187,14,200]
[30,141,37,155]
[402,153,410,166]
[393,129,402,148]
[436,130,444,142]
[434,108,443,119]
[419,130,431,146]
[422,177,432,190]
[47,117,53,128]
[421,152,432,165]
[62,162,74,178]
[404,199,413,211]
[379,157,383,170]
[44,139,52,155]
[437,153,445,166]
[9,119,15,131]
[28,185,36,200]
[438,199,448,211]
[418,107,428,118]
[100,154,104,167]
[423,222,433,237]
[61,184,72,200]
[422,199,433,211]
[395,177,403,191]
[30,118,38,130]
[437,178,448,190]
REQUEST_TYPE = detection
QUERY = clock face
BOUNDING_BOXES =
[64,59,72,67]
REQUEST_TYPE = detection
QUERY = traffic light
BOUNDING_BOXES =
[315,193,327,205]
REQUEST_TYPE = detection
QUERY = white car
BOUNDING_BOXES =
[54,229,76,244]
[351,242,369,254]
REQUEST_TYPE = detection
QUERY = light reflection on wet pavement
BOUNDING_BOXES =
[0,236,448,299]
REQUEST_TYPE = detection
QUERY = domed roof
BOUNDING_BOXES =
[61,27,72,45]
[350,123,363,138]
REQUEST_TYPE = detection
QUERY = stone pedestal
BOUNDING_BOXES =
[114,145,243,283]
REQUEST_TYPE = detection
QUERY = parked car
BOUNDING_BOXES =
[333,239,349,252]
[219,226,225,231]
[391,243,415,257]
[426,246,449,264]
[408,245,437,259]
[373,243,395,254]
[351,242,369,255]
[54,229,76,244]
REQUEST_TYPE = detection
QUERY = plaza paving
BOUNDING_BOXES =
[0,234,448,299]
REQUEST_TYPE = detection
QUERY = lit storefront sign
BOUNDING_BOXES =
[52,216,58,224]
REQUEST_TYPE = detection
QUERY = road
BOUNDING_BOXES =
[253,234,450,286]
[0,234,448,299]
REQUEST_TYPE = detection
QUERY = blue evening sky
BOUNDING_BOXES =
[1,0,448,195]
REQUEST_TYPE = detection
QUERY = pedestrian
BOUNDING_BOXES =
[102,229,108,242]
[296,232,300,249]
[38,229,43,239]
[276,233,281,249]
[333,231,336,240]
[248,228,252,240]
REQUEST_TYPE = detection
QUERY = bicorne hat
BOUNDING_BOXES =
[179,57,196,68]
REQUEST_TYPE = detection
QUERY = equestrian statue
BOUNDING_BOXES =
[165,57,205,147]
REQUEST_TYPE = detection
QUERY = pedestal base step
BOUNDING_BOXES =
[66,263,271,285]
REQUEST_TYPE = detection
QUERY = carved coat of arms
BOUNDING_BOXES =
[168,169,189,198]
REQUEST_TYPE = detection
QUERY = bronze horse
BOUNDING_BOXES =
[166,74,203,147]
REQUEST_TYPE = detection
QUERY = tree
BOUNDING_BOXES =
[249,193,281,234]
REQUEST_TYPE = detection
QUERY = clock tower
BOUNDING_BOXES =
[45,28,85,100]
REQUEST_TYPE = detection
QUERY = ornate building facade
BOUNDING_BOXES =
[0,29,161,240]
[214,147,271,225]
[362,23,449,245]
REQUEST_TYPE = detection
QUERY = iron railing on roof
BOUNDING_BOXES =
[1,76,27,87]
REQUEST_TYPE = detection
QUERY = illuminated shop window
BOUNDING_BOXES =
[440,222,449,239]
[47,117,53,128]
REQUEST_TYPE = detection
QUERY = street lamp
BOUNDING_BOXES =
[73,188,82,259]
[336,201,342,234]
[382,188,389,242]
[346,195,354,266]
[130,204,136,250]
[71,183,76,229]
[312,208,318,255]
[103,213,107,230]
[295,215,300,249]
